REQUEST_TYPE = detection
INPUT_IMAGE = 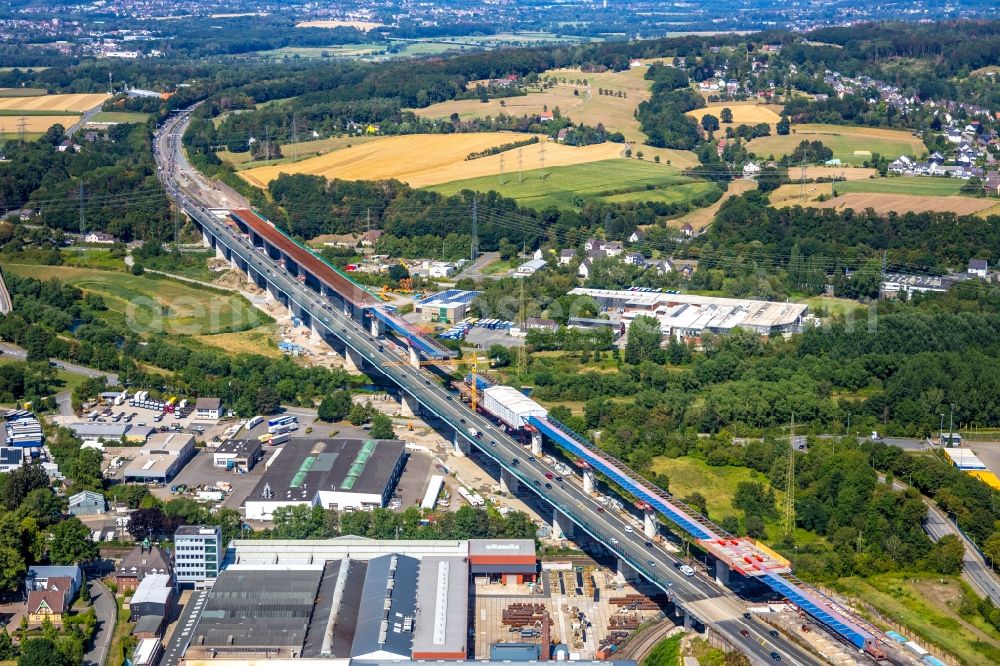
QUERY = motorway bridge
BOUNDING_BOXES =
[156,107,895,666]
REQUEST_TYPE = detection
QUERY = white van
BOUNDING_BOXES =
[680,565,695,576]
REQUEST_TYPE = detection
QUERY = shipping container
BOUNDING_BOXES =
[269,423,298,435]
[482,386,547,429]
[246,416,264,430]
[269,432,291,445]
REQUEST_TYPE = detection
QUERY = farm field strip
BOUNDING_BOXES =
[836,176,965,196]
[813,192,995,215]
[685,101,783,126]
[0,115,80,132]
[747,123,926,165]
[239,132,626,188]
[0,93,109,112]
[425,159,699,210]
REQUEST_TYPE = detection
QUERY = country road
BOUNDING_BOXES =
[884,472,1000,605]
[0,342,119,385]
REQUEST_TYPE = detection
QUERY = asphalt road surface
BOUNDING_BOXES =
[84,578,116,666]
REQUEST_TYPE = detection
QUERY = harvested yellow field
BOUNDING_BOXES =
[686,101,782,126]
[0,115,80,132]
[802,166,876,180]
[634,147,700,169]
[769,182,832,207]
[240,133,626,189]
[813,193,997,216]
[414,66,653,142]
[295,19,384,30]
[0,93,108,113]
[669,179,755,231]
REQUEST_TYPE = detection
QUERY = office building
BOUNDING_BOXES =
[174,525,222,587]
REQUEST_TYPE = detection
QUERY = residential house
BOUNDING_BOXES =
[888,155,913,174]
[624,252,645,267]
[524,317,559,332]
[578,258,593,280]
[647,258,674,275]
[531,248,544,261]
[680,223,694,238]
[68,490,106,516]
[968,259,989,278]
[539,111,554,122]
[584,238,605,252]
[984,172,1000,196]
[628,229,645,244]
[27,579,74,625]
[428,262,457,278]
[360,230,383,247]
[194,398,222,420]
[602,241,623,258]
[556,128,569,143]
[558,249,575,266]
[742,161,761,178]
[85,232,116,244]
[116,542,173,593]
[25,566,82,626]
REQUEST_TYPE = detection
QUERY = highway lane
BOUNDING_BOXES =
[155,109,833,666]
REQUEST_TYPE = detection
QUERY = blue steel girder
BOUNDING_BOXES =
[367,306,455,359]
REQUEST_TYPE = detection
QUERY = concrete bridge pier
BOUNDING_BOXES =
[452,429,469,457]
[552,508,574,539]
[676,607,693,630]
[500,468,519,495]
[408,345,421,369]
[215,243,226,261]
[582,470,595,495]
[714,559,731,587]
[344,347,364,374]
[530,431,543,457]
[616,558,639,583]
[399,393,420,418]
[201,228,212,249]
[370,315,384,338]
[644,510,658,539]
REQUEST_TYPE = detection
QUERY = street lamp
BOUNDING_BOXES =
[939,413,945,444]
[949,404,956,445]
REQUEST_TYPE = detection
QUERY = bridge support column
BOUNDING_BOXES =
[552,508,574,539]
[676,607,692,630]
[644,510,658,539]
[370,316,383,337]
[344,348,364,374]
[399,393,420,418]
[530,431,543,457]
[582,470,595,495]
[616,558,639,583]
[714,559,730,587]
[201,229,212,249]
[500,468,519,495]
[408,345,420,369]
[311,323,325,344]
[452,429,469,457]
[215,244,226,261]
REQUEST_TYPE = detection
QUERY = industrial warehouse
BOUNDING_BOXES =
[243,437,406,520]
[177,538,539,663]
[569,288,809,340]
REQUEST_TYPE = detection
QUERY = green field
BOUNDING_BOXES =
[649,455,771,519]
[836,176,965,196]
[426,159,709,210]
[3,264,265,335]
[833,574,1000,665]
[89,111,152,124]
[747,124,927,166]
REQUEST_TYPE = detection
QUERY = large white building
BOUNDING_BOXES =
[570,288,808,341]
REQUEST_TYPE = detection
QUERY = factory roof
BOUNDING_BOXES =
[176,525,220,537]
[190,567,325,651]
[416,289,480,308]
[351,554,419,659]
[215,438,260,456]
[248,438,405,501]
[411,556,468,657]
[131,574,173,605]
[67,422,131,438]
[0,447,23,466]
[468,539,536,559]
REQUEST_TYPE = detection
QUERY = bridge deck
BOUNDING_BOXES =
[527,414,883,652]
[229,209,451,358]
